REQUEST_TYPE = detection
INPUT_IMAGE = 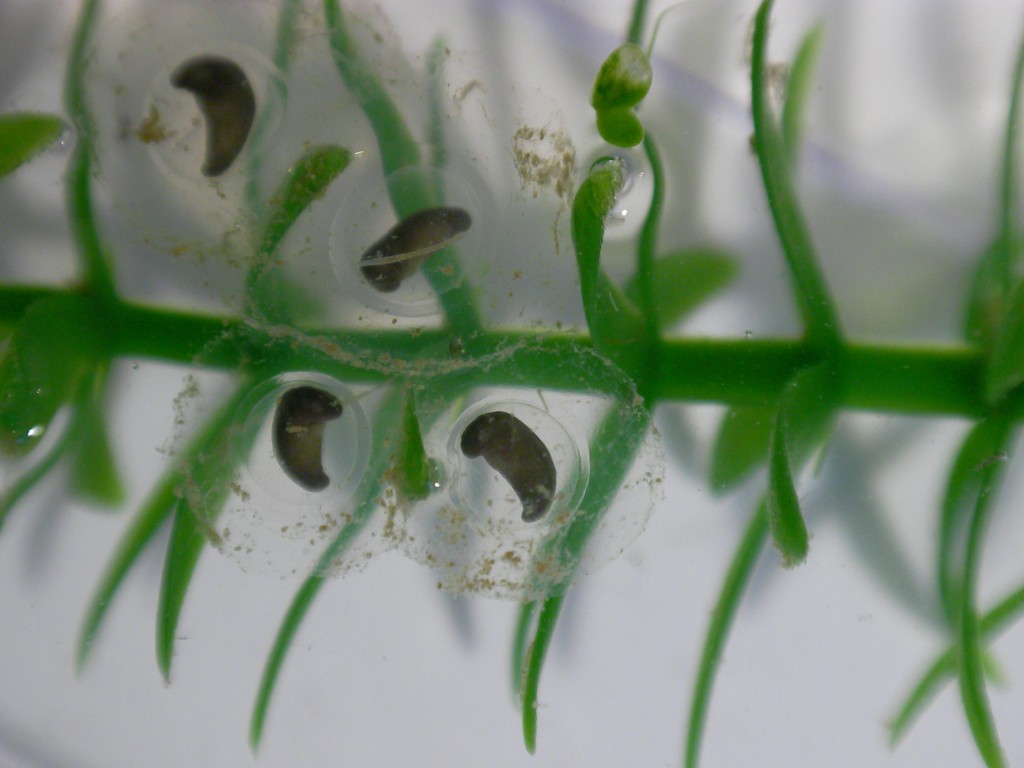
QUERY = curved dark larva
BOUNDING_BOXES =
[360,206,471,292]
[171,55,255,177]
[272,386,343,492]
[460,411,556,522]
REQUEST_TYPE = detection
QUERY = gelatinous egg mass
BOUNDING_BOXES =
[170,55,255,176]
[460,410,557,522]
[272,386,343,492]
[360,206,471,292]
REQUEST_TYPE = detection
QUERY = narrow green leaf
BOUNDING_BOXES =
[595,106,644,148]
[890,581,1024,747]
[766,363,838,566]
[521,595,565,754]
[993,21,1024,297]
[571,158,645,369]
[964,240,1009,349]
[258,146,353,258]
[938,418,1009,626]
[77,479,179,671]
[65,0,116,300]
[985,277,1024,401]
[591,43,652,111]
[956,415,1013,767]
[156,392,246,681]
[157,500,210,681]
[0,427,73,533]
[518,399,651,751]
[632,134,665,340]
[511,600,538,697]
[685,503,769,768]
[780,25,824,168]
[250,390,403,750]
[767,413,807,565]
[76,387,249,671]
[0,113,65,177]
[750,0,842,354]
[709,405,773,493]
[623,248,737,329]
[247,145,353,321]
[398,390,430,501]
[69,367,124,506]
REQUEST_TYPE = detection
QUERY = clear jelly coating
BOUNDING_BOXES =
[192,373,372,577]
[581,147,653,240]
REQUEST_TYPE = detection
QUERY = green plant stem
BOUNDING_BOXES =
[632,133,665,401]
[0,286,994,416]
[64,0,115,303]
[626,0,651,46]
[245,0,303,213]
[685,502,769,768]
[751,0,842,355]
[997,25,1024,292]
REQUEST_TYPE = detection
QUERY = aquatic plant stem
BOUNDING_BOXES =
[997,25,1024,292]
[750,0,842,356]
[64,0,116,304]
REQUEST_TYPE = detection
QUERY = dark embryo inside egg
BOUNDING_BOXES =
[460,411,557,522]
[272,386,344,492]
[171,55,255,176]
[360,206,471,292]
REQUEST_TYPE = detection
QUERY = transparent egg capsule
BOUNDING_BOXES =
[204,374,372,576]
[85,2,286,214]
[138,45,285,186]
[390,385,664,600]
[329,152,495,318]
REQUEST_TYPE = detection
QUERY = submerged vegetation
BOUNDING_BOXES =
[1,0,1024,765]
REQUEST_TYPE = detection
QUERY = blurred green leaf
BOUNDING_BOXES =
[69,367,124,507]
[938,417,1009,626]
[890,580,1024,747]
[591,43,652,111]
[685,503,769,768]
[0,295,104,456]
[780,24,824,168]
[954,411,1013,767]
[595,106,644,148]
[767,363,838,566]
[964,240,1009,349]
[398,390,430,501]
[623,248,737,328]
[985,277,1024,401]
[250,390,403,750]
[247,145,352,321]
[156,392,244,680]
[571,157,644,369]
[0,112,65,177]
[75,386,248,672]
[709,405,773,493]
